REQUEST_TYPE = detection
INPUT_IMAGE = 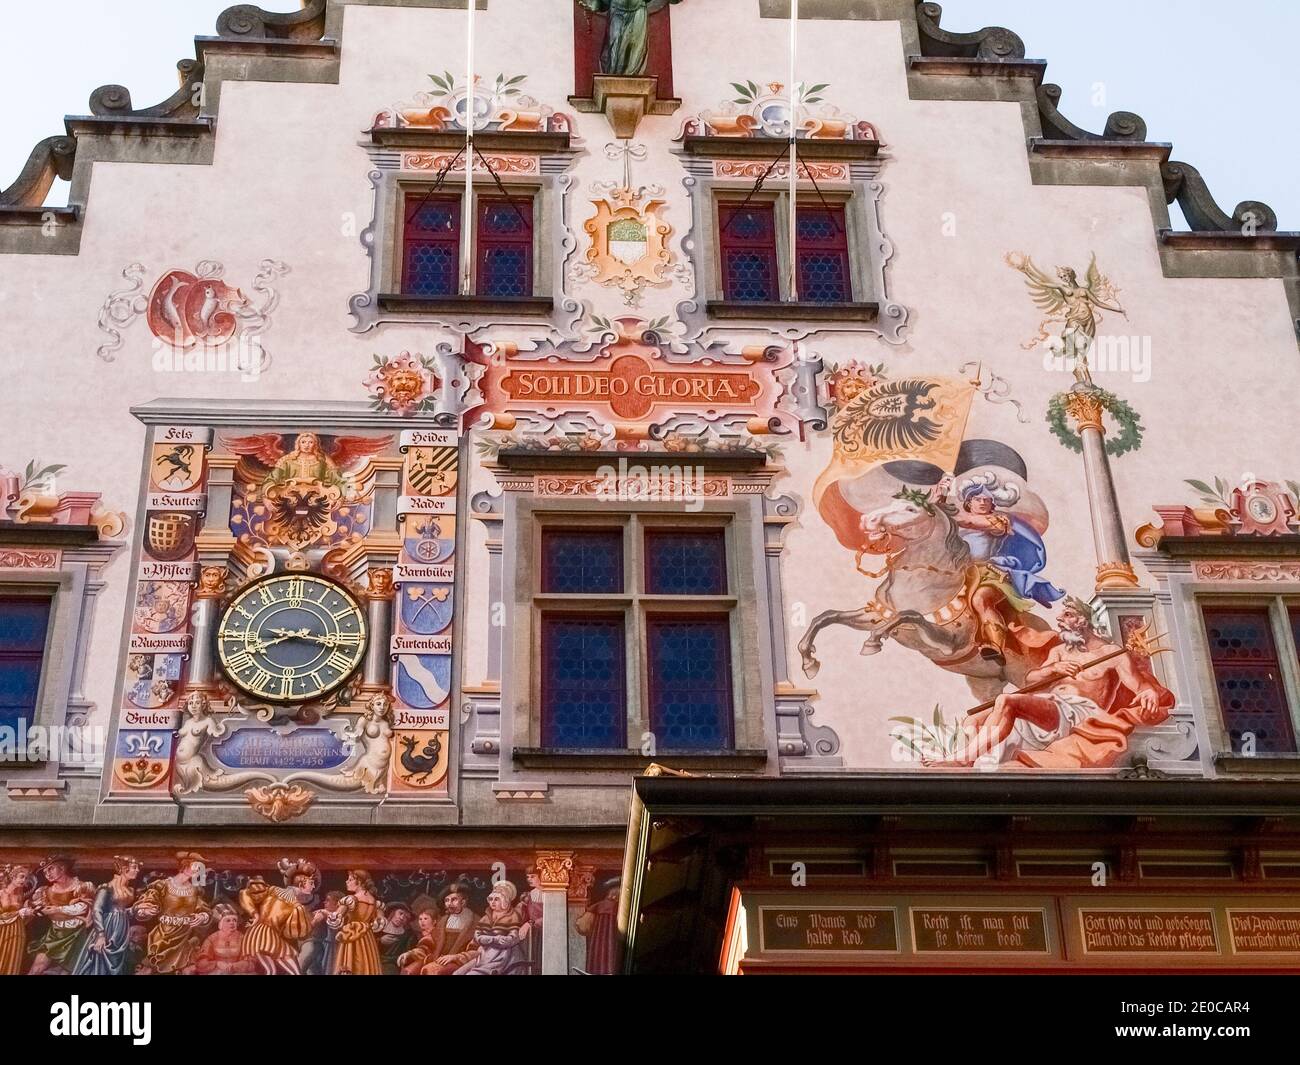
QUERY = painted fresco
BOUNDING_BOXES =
[794,290,1180,773]
[3,1,1300,954]
[0,851,618,976]
[94,260,288,365]
[372,71,573,137]
[108,423,460,814]
[677,78,879,143]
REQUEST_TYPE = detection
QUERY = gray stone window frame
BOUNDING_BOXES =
[704,185,871,305]
[349,154,583,335]
[0,541,117,788]
[505,496,771,774]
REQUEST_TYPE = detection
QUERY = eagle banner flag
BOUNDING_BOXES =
[814,374,977,551]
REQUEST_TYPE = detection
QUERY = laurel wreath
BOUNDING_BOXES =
[1046,388,1144,457]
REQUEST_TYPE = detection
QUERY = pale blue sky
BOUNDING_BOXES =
[1,1,1296,226]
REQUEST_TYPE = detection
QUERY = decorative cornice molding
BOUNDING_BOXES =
[88,59,206,121]
[914,1,1025,60]
[1162,159,1279,234]
[215,0,328,41]
[0,135,76,209]
[1036,83,1146,143]
[130,397,445,430]
[0,1,338,252]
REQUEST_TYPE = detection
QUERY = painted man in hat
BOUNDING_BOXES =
[942,473,1064,664]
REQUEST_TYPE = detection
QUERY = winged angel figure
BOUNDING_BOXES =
[222,432,392,495]
[1005,252,1127,384]
[220,432,393,550]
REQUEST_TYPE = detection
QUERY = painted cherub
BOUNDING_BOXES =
[1005,251,1127,384]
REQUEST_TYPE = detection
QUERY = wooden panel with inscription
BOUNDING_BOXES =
[910,907,1051,955]
[739,893,1300,971]
[759,906,899,953]
[1061,896,1300,968]
[743,894,1064,969]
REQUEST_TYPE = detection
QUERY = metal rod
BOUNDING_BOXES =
[719,139,789,234]
[459,0,476,295]
[472,143,532,231]
[787,0,799,303]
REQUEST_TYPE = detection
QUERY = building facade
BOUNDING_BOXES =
[0,0,1299,976]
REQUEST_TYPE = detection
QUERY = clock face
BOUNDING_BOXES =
[216,575,367,704]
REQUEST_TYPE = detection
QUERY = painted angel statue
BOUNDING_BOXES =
[1005,251,1127,384]
[577,0,683,78]
[220,432,392,496]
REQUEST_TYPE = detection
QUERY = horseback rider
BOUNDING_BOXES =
[936,474,1065,665]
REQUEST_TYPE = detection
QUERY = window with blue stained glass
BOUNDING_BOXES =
[718,203,778,302]
[476,197,533,298]
[541,529,624,594]
[1203,607,1297,753]
[796,204,850,303]
[540,615,626,748]
[402,194,461,296]
[647,615,733,750]
[644,529,726,595]
[0,596,52,733]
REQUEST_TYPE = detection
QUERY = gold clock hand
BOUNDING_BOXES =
[269,627,312,641]
[294,632,339,648]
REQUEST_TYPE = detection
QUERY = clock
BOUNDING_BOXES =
[215,575,368,704]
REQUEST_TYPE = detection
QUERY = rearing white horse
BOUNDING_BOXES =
[797,493,1054,703]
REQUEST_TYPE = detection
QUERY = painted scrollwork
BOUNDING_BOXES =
[94,259,288,363]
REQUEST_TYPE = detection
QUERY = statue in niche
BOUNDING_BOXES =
[577,0,682,77]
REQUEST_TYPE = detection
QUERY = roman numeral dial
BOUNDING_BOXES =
[215,574,368,704]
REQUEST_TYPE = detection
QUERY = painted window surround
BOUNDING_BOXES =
[350,142,582,335]
[0,534,121,794]
[1137,550,1300,777]
[674,149,908,343]
[466,460,840,788]
[511,501,765,771]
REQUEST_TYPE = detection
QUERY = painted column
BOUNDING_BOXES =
[1065,384,1139,592]
[361,566,395,692]
[185,565,228,691]
[534,850,574,976]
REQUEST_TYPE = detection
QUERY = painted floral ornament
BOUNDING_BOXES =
[365,352,440,416]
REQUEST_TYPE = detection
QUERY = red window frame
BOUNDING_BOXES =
[401,193,461,296]
[1202,606,1298,753]
[476,196,534,298]
[717,202,779,303]
[795,202,851,304]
